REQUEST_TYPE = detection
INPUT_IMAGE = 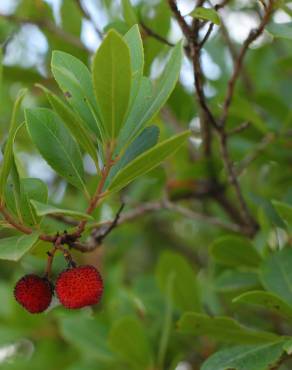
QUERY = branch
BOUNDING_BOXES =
[0,206,32,234]
[220,20,254,93]
[236,133,275,176]
[220,0,275,126]
[74,0,103,39]
[227,121,250,136]
[70,200,243,252]
[218,132,258,235]
[140,22,174,47]
[167,0,193,42]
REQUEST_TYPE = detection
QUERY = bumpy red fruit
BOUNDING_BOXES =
[14,274,53,314]
[55,265,103,309]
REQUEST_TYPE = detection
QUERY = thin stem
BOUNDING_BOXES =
[73,146,115,238]
[140,22,174,47]
[0,206,32,234]
[218,132,258,234]
[220,0,275,126]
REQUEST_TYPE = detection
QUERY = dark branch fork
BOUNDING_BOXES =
[167,0,275,237]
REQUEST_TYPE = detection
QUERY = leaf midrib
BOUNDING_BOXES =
[39,118,85,190]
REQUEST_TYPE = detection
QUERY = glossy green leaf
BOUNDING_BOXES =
[38,85,99,168]
[178,313,279,344]
[30,200,93,220]
[124,25,144,106]
[25,108,87,194]
[233,290,292,320]
[109,130,189,192]
[51,51,102,138]
[0,89,26,199]
[17,178,48,227]
[211,236,261,267]
[272,200,292,228]
[215,270,259,292]
[109,316,153,370]
[105,126,159,188]
[117,42,183,149]
[122,0,138,27]
[116,77,153,151]
[0,233,39,261]
[260,248,292,305]
[92,30,131,139]
[201,341,286,370]
[189,7,221,25]
[156,251,202,312]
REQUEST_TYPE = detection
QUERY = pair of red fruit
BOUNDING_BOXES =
[14,265,104,313]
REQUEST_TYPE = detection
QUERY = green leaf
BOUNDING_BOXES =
[215,270,259,292]
[156,251,202,312]
[124,25,144,107]
[25,108,87,194]
[109,316,153,370]
[260,248,292,305]
[201,341,286,370]
[0,233,39,261]
[122,0,138,27]
[59,314,113,362]
[92,30,132,139]
[109,130,189,192]
[105,126,160,188]
[38,85,99,168]
[233,291,292,320]
[19,178,48,226]
[51,51,102,138]
[0,89,27,199]
[0,48,2,93]
[189,7,221,25]
[6,152,22,223]
[178,313,280,344]
[211,236,261,267]
[272,200,292,228]
[267,23,292,40]
[30,200,93,220]
[117,42,183,149]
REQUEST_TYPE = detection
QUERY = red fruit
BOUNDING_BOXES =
[14,274,53,314]
[55,265,103,309]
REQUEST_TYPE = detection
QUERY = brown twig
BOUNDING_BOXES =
[227,121,251,136]
[140,21,174,47]
[72,146,114,238]
[219,132,258,235]
[199,23,215,48]
[236,133,275,176]
[74,0,103,39]
[220,0,275,126]
[220,21,254,93]
[167,0,193,42]
[0,206,32,235]
[71,199,243,252]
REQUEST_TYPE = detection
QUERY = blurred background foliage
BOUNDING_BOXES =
[0,0,292,369]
